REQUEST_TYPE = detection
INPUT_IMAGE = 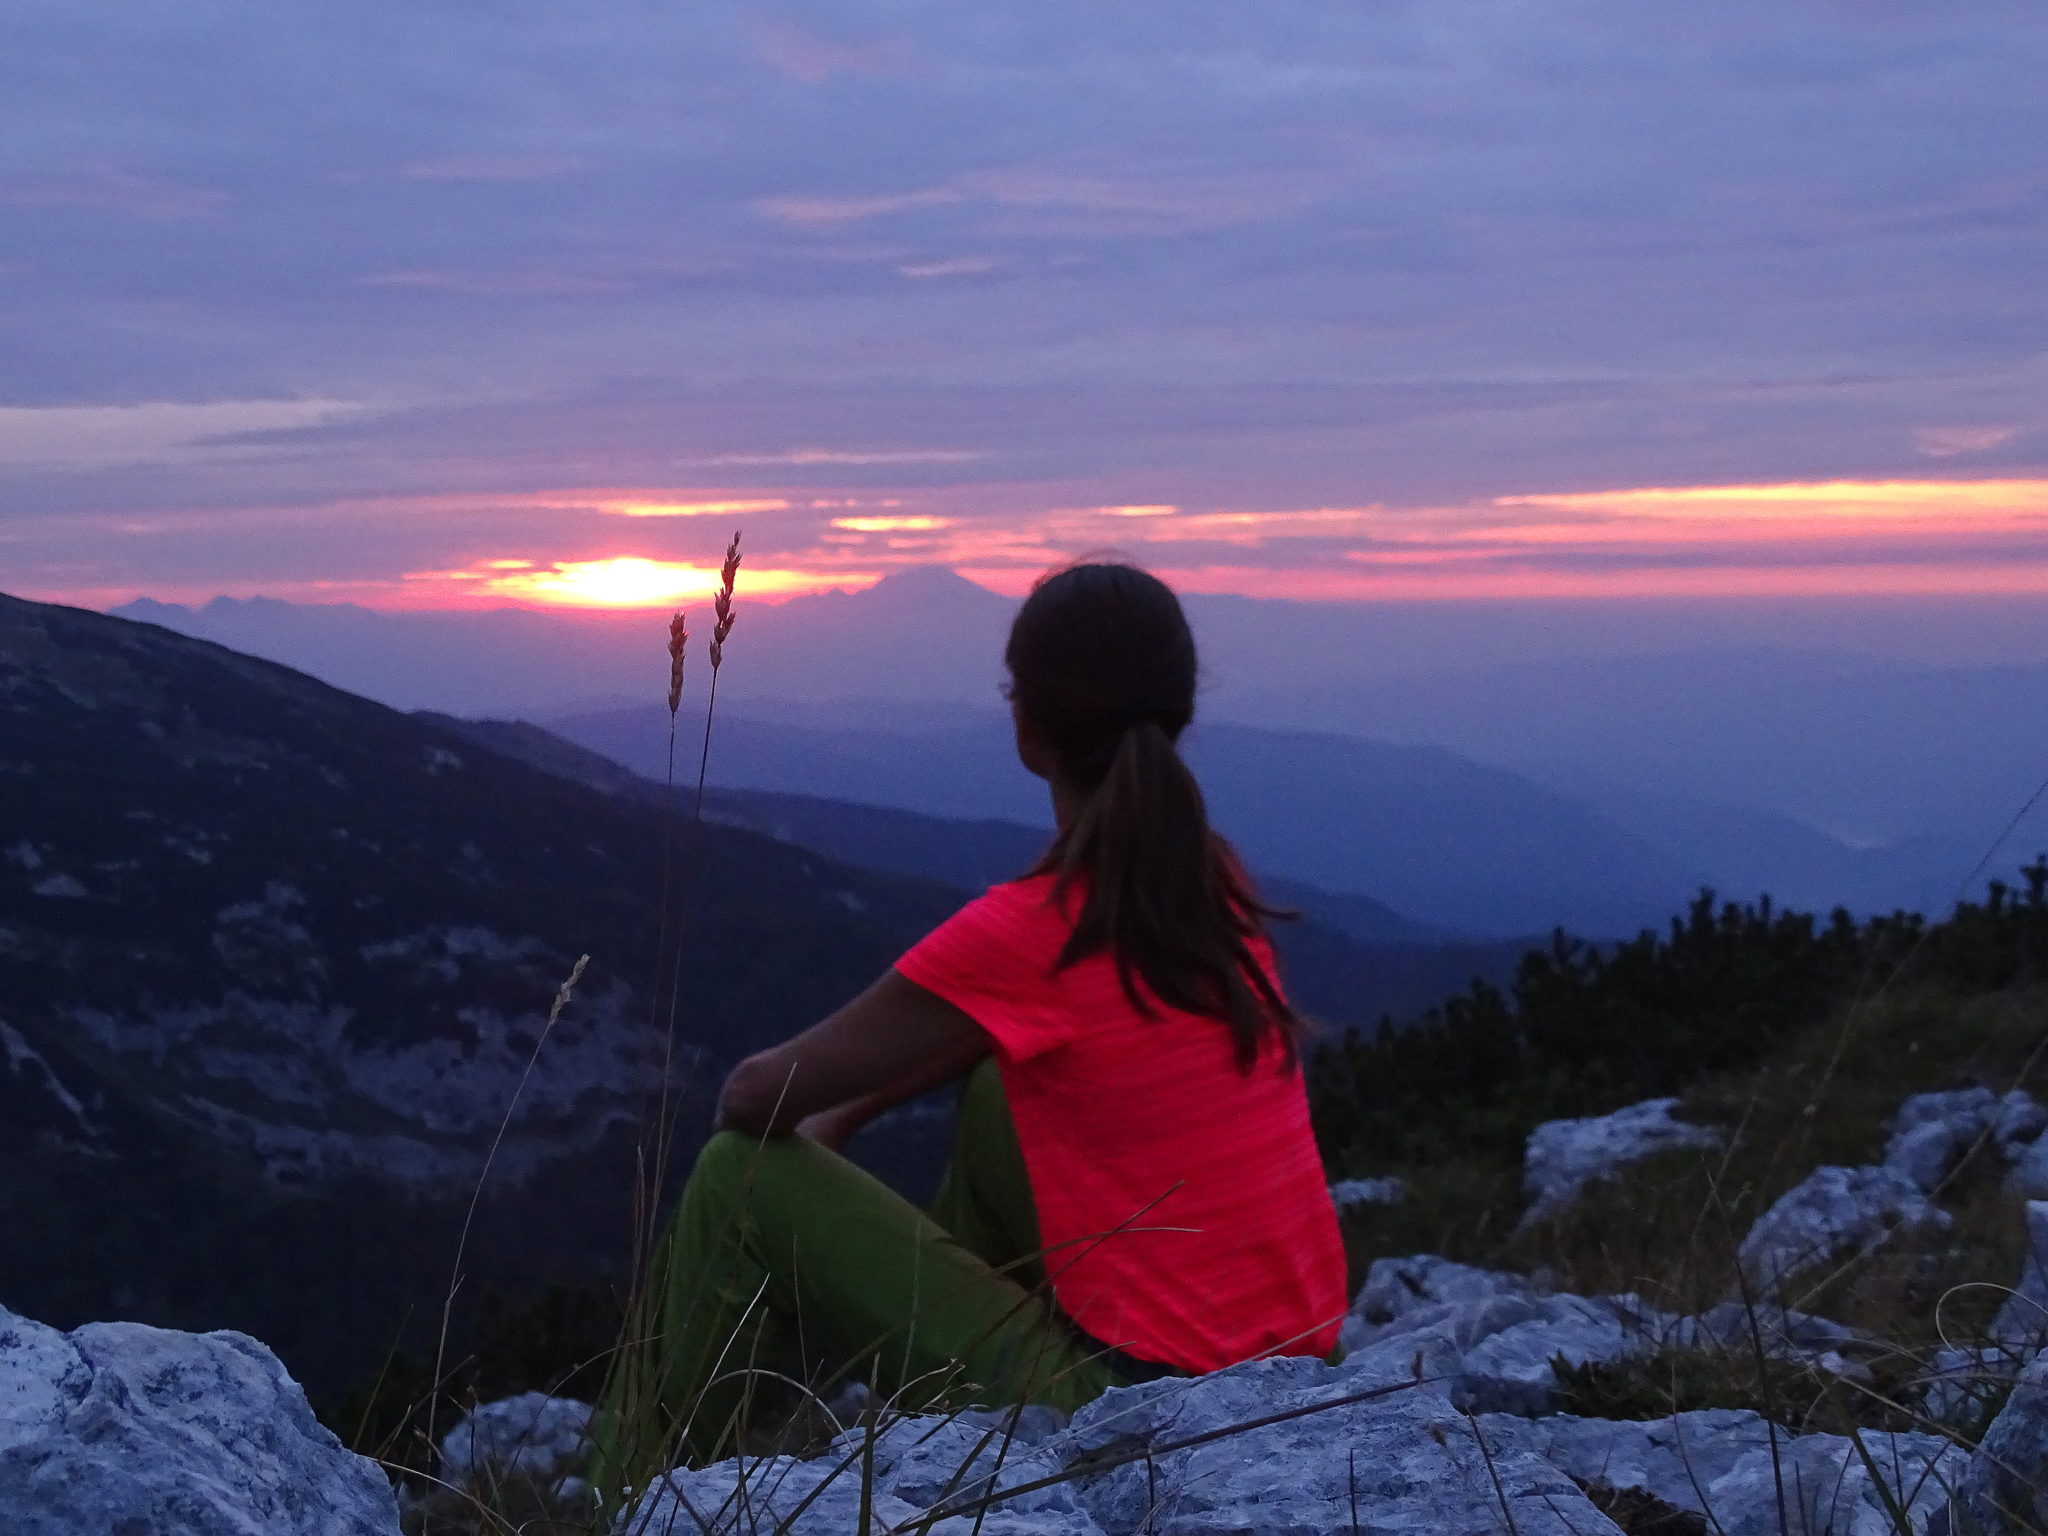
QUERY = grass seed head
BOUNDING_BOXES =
[709,530,742,671]
[666,610,688,715]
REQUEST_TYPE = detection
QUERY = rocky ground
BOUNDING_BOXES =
[8,1086,2047,1535]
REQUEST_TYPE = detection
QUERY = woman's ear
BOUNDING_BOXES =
[1011,698,1054,781]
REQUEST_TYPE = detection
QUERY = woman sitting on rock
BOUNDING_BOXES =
[609,561,1347,1470]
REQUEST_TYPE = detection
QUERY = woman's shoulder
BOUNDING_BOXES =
[989,869,1059,900]
[966,872,1066,928]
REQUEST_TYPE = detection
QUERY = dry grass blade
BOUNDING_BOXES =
[423,953,590,1498]
[695,529,741,822]
[608,532,749,1511]
[666,610,688,716]
[708,532,741,675]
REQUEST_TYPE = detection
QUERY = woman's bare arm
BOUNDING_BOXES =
[714,968,990,1140]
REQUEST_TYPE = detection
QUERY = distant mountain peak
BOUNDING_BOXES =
[861,566,1009,605]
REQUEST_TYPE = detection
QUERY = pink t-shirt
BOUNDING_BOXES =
[895,874,1346,1373]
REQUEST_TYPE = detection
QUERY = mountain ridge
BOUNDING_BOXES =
[110,583,2041,926]
[0,589,965,1393]
[541,699,1701,937]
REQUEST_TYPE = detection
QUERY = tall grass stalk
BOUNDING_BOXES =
[589,531,758,1518]
[416,952,588,1507]
[636,528,743,1262]
[632,601,697,1336]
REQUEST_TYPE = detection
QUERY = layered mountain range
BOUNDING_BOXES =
[119,570,2048,933]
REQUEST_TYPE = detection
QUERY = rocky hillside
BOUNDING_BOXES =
[18,1087,2046,1533]
[0,591,960,1394]
[371,870,2048,1533]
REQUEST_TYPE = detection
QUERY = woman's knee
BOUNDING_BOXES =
[688,1130,783,1203]
[692,1127,831,1191]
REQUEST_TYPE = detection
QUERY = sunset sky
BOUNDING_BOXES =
[5,2,2046,612]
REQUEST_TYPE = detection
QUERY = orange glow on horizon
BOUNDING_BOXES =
[403,556,879,608]
[600,497,790,518]
[829,515,954,533]
[30,474,2048,614]
[1496,478,2048,520]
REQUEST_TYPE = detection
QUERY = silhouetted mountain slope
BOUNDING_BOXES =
[431,714,1520,1028]
[0,592,960,1393]
[542,700,1696,937]
[1257,648,2048,859]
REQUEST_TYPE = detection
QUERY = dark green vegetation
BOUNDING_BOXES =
[1313,865,2048,1175]
[1315,864,2048,1403]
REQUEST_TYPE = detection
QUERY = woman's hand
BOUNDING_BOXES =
[716,970,989,1138]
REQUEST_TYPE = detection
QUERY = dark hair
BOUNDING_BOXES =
[1005,562,1301,1071]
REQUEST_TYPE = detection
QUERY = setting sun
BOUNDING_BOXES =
[397,555,882,608]
[487,557,716,606]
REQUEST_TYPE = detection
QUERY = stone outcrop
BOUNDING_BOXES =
[1737,1164,1954,1295]
[1886,1088,2048,1194]
[31,1076,2048,1536]
[1327,1176,1409,1210]
[1337,1256,1666,1412]
[0,1301,400,1536]
[1520,1097,1723,1226]
[624,1348,1975,1535]
[1490,1411,1963,1536]
[1992,1200,2048,1349]
[623,1453,933,1535]
[1948,1348,2048,1534]
[438,1390,593,1495]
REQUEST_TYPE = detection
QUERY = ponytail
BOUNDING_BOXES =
[1008,564,1302,1071]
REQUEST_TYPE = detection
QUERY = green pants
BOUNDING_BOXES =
[602,1061,1125,1475]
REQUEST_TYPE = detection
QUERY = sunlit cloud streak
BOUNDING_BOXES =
[2,0,2046,611]
[20,474,2048,609]
[356,476,2048,609]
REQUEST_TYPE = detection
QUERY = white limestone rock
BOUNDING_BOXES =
[1669,1301,1878,1381]
[1328,1176,1409,1210]
[439,1391,592,1491]
[0,1301,400,1536]
[1920,1346,2027,1430]
[1991,1200,2048,1349]
[1994,1090,2048,1155]
[1496,1411,1961,1535]
[1883,1087,2048,1196]
[1345,1255,1534,1336]
[1521,1097,1722,1226]
[1737,1164,1954,1295]
[1340,1257,1674,1412]
[1062,1356,1625,1536]
[1706,1429,1964,1536]
[1949,1348,2048,1534]
[2008,1136,2048,1200]
[831,1413,1100,1535]
[1455,1293,1676,1412]
[1887,1088,2003,1193]
[1483,1409,1776,1515]
[621,1454,925,1535]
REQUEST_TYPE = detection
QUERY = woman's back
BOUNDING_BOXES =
[899,871,1346,1371]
